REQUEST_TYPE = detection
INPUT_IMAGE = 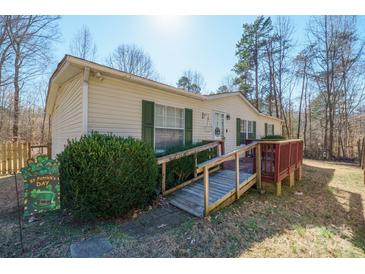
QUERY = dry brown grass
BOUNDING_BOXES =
[1,159,365,257]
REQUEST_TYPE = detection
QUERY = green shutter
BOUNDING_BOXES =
[236,118,241,146]
[253,121,256,139]
[185,108,193,145]
[265,123,268,137]
[242,120,246,143]
[272,124,275,135]
[142,100,154,147]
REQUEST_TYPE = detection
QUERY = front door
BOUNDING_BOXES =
[213,111,225,139]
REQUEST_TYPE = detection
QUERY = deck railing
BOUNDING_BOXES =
[196,142,261,216]
[157,138,304,216]
[156,140,224,195]
[257,139,303,184]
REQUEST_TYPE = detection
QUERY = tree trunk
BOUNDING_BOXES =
[303,86,308,152]
[297,60,307,139]
[12,51,20,142]
[255,36,259,110]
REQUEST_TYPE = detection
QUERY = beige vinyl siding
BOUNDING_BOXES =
[88,76,212,144]
[88,76,281,153]
[204,96,282,152]
[51,74,83,157]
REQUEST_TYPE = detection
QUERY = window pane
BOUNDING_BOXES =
[165,106,175,127]
[176,108,184,128]
[155,105,164,127]
[155,128,184,152]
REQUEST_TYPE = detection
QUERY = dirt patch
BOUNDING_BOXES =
[1,159,365,257]
[0,175,23,216]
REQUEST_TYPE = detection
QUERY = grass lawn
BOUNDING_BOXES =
[1,159,365,257]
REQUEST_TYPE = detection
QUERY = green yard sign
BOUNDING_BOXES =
[20,155,60,217]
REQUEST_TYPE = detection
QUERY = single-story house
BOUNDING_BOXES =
[46,55,282,158]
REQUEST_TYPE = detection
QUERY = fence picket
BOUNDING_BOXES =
[6,143,11,174]
[17,142,22,172]
[1,143,5,175]
[22,142,27,167]
[12,142,17,173]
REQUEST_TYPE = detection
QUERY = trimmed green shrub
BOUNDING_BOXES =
[58,132,158,220]
[261,135,286,140]
[156,142,218,189]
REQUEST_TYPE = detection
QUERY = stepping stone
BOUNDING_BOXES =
[70,237,112,258]
[120,206,192,238]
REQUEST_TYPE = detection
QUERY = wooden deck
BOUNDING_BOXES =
[167,169,255,217]
[157,140,303,217]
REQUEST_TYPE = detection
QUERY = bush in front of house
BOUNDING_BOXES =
[156,142,218,189]
[58,132,158,220]
[261,135,286,140]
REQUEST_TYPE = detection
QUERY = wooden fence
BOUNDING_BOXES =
[0,142,31,175]
[0,142,51,175]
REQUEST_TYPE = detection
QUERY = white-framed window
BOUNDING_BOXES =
[239,119,256,143]
[155,104,184,153]
[267,124,274,135]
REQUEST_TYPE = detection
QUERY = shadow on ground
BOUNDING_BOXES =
[109,161,365,257]
[1,160,364,257]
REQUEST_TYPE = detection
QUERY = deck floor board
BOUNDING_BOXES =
[167,169,254,217]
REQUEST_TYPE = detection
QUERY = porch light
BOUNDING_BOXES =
[226,114,231,120]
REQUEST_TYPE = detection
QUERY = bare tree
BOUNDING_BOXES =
[306,16,364,159]
[69,25,97,61]
[5,15,60,141]
[294,46,313,139]
[177,70,206,94]
[106,44,156,79]
[216,74,237,93]
[0,17,12,136]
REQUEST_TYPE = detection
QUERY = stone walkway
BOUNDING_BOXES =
[120,205,193,238]
[70,205,192,257]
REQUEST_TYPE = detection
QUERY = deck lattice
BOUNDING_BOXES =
[167,169,254,217]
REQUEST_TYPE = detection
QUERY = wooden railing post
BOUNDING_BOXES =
[235,152,240,199]
[161,162,166,194]
[275,144,280,182]
[256,144,262,191]
[204,166,209,216]
[194,152,198,178]
[275,143,281,196]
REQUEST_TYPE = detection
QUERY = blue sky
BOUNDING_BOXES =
[53,16,362,94]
